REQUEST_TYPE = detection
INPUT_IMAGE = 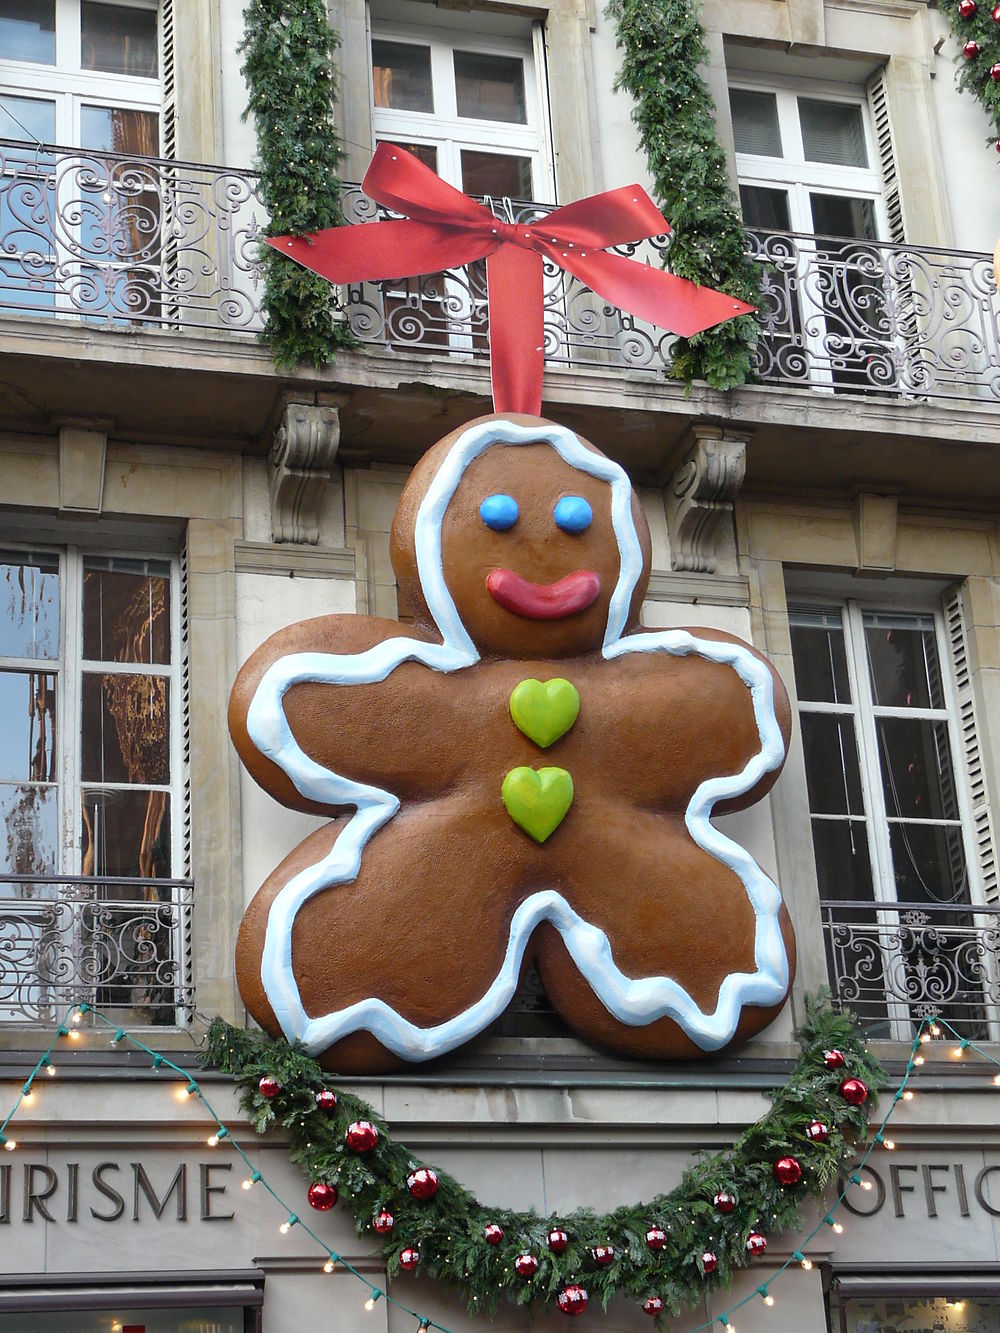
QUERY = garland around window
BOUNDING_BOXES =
[240,0,356,371]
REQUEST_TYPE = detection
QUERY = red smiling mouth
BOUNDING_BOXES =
[486,568,601,620]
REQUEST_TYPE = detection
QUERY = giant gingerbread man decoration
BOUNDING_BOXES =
[230,413,796,1073]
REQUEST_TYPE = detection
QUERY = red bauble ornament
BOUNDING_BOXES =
[593,1244,615,1265]
[823,1049,846,1070]
[515,1252,539,1278]
[314,1089,337,1113]
[257,1075,280,1098]
[964,38,982,57]
[548,1228,569,1252]
[557,1286,589,1315]
[407,1167,439,1200]
[747,1232,768,1256]
[960,0,977,15]
[399,1246,420,1271]
[774,1155,804,1186]
[484,1222,504,1245]
[990,61,1000,78]
[996,137,1000,152]
[308,1182,338,1211]
[994,3,1000,20]
[373,1210,394,1235]
[713,1190,737,1214]
[345,1120,379,1152]
[701,1251,718,1274]
[645,1227,667,1250]
[806,1120,829,1143]
[643,1297,664,1316]
[840,1076,869,1106]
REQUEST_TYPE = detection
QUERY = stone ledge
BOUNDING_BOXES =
[234,541,356,579]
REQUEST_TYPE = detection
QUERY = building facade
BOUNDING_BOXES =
[0,0,999,1328]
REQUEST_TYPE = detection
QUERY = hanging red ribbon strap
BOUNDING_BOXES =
[267,143,755,416]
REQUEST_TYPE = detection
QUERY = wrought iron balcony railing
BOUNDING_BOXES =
[820,898,1000,1041]
[2,139,999,404]
[0,874,194,1027]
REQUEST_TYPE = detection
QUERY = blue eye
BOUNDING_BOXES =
[480,494,519,531]
[554,496,593,533]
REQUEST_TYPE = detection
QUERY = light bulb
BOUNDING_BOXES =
[993,1073,1000,1087]
[832,1220,844,1234]
[919,1032,931,1045]
[930,1023,941,1037]
[242,1172,261,1191]
[903,1090,915,1101]
[324,1257,337,1273]
[861,1179,873,1192]
[953,1045,965,1059]
[914,1054,925,1066]
[279,1214,298,1235]
[22,1089,32,1103]
[45,1063,55,1076]
[764,1293,774,1306]
[110,1029,125,1046]
[71,1009,83,1025]
[883,1138,895,1150]
[801,1257,813,1271]
[1,1137,14,1151]
[208,1133,219,1147]
[68,1029,80,1041]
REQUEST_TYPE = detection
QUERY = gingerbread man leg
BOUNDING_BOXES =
[531,805,795,1060]
[237,797,538,1073]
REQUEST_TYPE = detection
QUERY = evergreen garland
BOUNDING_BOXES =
[206,998,883,1323]
[938,0,1000,149]
[606,0,761,390]
[239,0,355,370]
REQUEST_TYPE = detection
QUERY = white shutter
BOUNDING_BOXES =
[866,66,905,245]
[159,0,176,162]
[943,585,1000,903]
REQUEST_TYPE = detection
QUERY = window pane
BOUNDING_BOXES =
[729,89,782,156]
[0,671,55,782]
[789,614,851,704]
[454,50,526,123]
[377,138,437,173]
[0,0,55,64]
[0,1305,246,1333]
[81,1,158,77]
[837,1294,1000,1331]
[864,612,943,709]
[877,717,960,820]
[0,782,57,874]
[372,40,433,113]
[81,787,170,877]
[0,554,59,659]
[810,818,875,903]
[888,822,969,906]
[461,149,532,198]
[739,184,791,231]
[80,104,159,155]
[83,561,170,665]
[809,192,877,240]
[81,673,169,784]
[801,714,865,814]
[799,97,867,167]
[0,94,55,145]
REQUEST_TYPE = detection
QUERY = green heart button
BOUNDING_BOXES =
[509,678,580,749]
[502,766,574,843]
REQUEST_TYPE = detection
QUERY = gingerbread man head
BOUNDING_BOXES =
[390,414,652,660]
[230,414,795,1073]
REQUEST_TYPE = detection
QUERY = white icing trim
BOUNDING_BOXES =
[244,420,789,1059]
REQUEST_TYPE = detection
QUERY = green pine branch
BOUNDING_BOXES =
[205,996,884,1322]
[606,0,761,390]
[938,0,1000,148]
[240,0,356,370]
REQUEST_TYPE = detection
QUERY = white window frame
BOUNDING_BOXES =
[369,21,553,201]
[368,18,555,356]
[0,543,187,1026]
[731,77,898,393]
[789,595,997,1038]
[0,0,162,322]
[0,0,161,149]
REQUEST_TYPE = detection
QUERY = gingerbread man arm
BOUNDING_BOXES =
[228,613,479,812]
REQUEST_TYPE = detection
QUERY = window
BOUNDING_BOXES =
[730,81,897,391]
[368,17,552,352]
[788,598,994,1038]
[0,0,161,320]
[0,546,190,1027]
[830,1285,1000,1332]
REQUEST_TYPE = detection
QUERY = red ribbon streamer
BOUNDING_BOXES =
[267,143,755,416]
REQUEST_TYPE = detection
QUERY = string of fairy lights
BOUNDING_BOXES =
[0,1005,993,1330]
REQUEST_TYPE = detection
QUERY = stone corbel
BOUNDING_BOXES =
[268,401,342,544]
[665,424,750,574]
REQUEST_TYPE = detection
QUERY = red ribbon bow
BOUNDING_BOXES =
[268,143,755,416]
